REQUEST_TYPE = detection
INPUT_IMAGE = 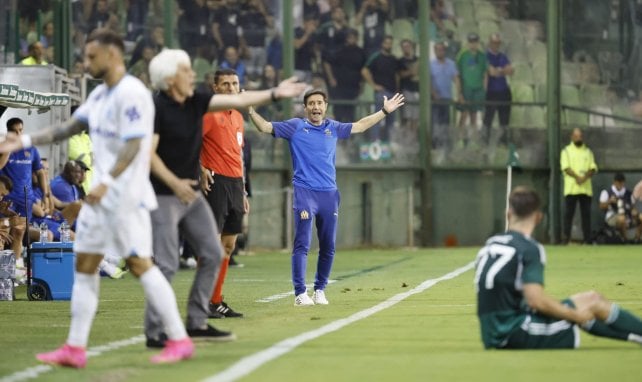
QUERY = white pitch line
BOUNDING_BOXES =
[204,261,475,382]
[0,336,145,382]
[256,280,337,303]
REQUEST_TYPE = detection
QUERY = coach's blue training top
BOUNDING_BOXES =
[273,118,352,191]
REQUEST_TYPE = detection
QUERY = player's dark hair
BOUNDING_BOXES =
[6,117,23,132]
[509,186,541,219]
[0,175,13,192]
[614,172,625,182]
[86,28,125,53]
[214,68,238,84]
[303,89,327,105]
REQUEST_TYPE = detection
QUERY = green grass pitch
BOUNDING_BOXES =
[1,245,641,381]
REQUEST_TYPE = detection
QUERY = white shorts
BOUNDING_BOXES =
[73,203,153,258]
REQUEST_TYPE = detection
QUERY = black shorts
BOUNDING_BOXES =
[204,173,244,235]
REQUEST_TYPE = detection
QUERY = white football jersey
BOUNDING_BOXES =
[73,75,157,211]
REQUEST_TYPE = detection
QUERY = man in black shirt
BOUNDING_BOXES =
[324,28,366,122]
[144,48,306,348]
[362,35,400,142]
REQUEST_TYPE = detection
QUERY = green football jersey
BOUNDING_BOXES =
[474,230,546,348]
[456,49,487,90]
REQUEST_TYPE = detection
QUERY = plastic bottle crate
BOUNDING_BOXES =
[30,242,75,300]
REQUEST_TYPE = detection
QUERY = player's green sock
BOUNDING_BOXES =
[605,304,642,336]
[582,319,629,341]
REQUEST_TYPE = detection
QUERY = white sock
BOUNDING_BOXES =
[67,272,100,347]
[99,260,118,277]
[139,266,187,340]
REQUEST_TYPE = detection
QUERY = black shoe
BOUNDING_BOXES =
[187,324,236,342]
[209,301,244,318]
[146,332,167,349]
[228,256,244,268]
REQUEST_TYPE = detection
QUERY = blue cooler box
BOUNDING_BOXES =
[30,242,75,300]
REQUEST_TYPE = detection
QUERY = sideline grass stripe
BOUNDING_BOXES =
[1,336,145,382]
[204,261,475,382]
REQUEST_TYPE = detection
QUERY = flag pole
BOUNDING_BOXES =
[505,144,521,231]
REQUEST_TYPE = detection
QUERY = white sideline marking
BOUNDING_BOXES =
[204,261,475,382]
[0,336,145,382]
[256,280,337,303]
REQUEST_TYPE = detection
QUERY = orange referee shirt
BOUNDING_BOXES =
[201,109,244,178]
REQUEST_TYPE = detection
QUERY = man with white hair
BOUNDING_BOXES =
[144,48,306,347]
[0,29,194,367]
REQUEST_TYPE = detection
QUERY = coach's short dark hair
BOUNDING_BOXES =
[303,89,327,105]
[86,28,125,53]
[0,175,13,192]
[509,186,541,219]
[6,117,23,132]
[214,68,238,84]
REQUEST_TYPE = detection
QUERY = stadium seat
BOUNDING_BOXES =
[392,19,416,42]
[561,62,580,85]
[505,34,528,63]
[500,19,523,40]
[530,59,547,85]
[511,62,534,85]
[580,83,609,108]
[525,106,546,128]
[475,4,498,22]
[192,57,213,83]
[561,85,588,126]
[526,40,546,63]
[612,103,638,127]
[510,82,535,128]
[454,1,475,22]
[478,20,500,41]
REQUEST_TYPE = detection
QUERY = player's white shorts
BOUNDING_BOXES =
[73,203,153,258]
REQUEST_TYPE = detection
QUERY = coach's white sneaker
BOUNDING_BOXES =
[312,290,329,305]
[294,292,314,306]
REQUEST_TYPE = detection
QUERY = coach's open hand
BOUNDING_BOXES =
[382,93,405,114]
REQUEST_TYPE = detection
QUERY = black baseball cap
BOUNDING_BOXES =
[75,160,90,171]
[467,32,480,42]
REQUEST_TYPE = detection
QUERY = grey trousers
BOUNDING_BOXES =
[144,193,224,337]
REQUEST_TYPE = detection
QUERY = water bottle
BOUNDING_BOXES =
[60,221,70,243]
[39,222,48,244]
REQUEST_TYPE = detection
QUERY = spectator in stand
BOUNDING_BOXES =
[129,24,165,68]
[355,0,390,57]
[266,33,283,72]
[129,44,156,88]
[240,0,273,80]
[317,6,349,60]
[177,0,212,57]
[361,35,400,142]
[398,39,419,132]
[482,33,514,146]
[87,0,115,34]
[40,21,55,63]
[20,42,48,66]
[431,0,457,36]
[125,0,149,42]
[294,14,319,83]
[196,72,217,94]
[430,41,461,150]
[257,64,282,119]
[211,0,246,61]
[320,0,343,24]
[324,28,366,122]
[220,46,247,86]
[456,32,487,147]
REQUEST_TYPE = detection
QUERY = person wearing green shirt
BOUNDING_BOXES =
[561,128,597,244]
[456,32,487,147]
[476,186,642,349]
